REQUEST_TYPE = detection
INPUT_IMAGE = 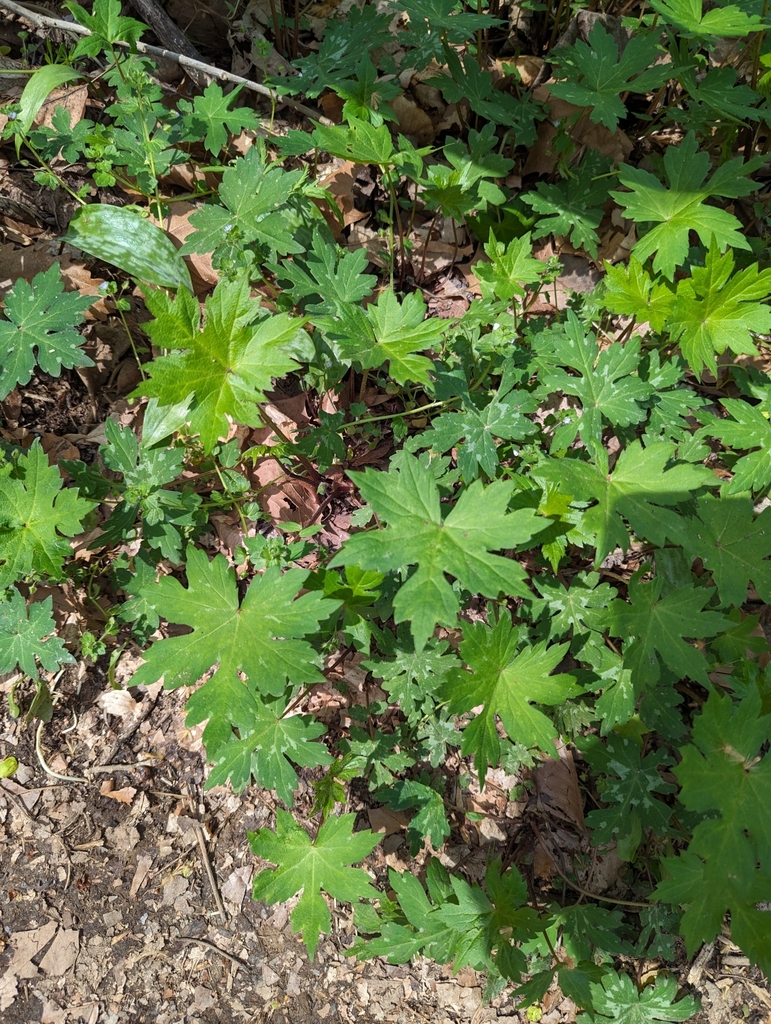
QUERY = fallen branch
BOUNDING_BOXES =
[0,0,331,125]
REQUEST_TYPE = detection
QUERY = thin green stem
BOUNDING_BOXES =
[341,399,454,432]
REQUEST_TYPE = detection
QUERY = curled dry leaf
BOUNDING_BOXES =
[99,689,139,719]
[99,780,137,804]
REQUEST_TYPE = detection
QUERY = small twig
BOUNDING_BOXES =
[96,687,160,767]
[35,720,87,784]
[0,0,332,124]
[686,940,715,987]
[194,823,228,922]
[178,934,248,970]
[0,780,37,822]
[88,759,159,776]
[52,833,73,891]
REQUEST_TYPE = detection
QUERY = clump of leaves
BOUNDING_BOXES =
[8,0,771,1015]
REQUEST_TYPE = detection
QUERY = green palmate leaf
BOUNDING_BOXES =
[609,571,726,688]
[361,859,537,982]
[474,231,544,302]
[28,106,93,164]
[355,863,459,964]
[551,23,668,132]
[0,589,74,677]
[403,0,501,50]
[648,0,768,37]
[0,440,93,587]
[666,246,771,374]
[586,971,700,1024]
[683,494,771,607]
[333,54,401,127]
[364,633,458,718]
[331,454,548,651]
[114,550,160,643]
[66,205,192,291]
[598,258,675,333]
[317,287,446,386]
[312,116,396,166]
[531,570,614,643]
[0,265,93,400]
[552,903,635,963]
[590,650,636,735]
[180,142,310,258]
[377,777,450,852]
[98,420,203,562]
[654,689,771,975]
[420,124,514,221]
[130,547,339,698]
[443,124,513,199]
[273,5,393,97]
[189,689,332,804]
[443,616,578,785]
[341,726,415,789]
[710,608,769,665]
[521,153,610,256]
[611,132,762,280]
[177,82,260,155]
[249,810,379,958]
[516,962,606,1016]
[133,276,308,453]
[534,311,653,458]
[273,226,374,315]
[678,67,768,128]
[435,862,539,981]
[419,385,538,481]
[430,47,544,144]
[642,350,708,443]
[66,0,147,54]
[537,440,714,564]
[102,418,186,494]
[578,733,675,853]
[700,397,771,493]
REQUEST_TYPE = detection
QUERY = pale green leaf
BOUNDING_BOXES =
[249,810,379,958]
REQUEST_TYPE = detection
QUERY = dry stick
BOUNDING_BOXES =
[194,823,228,922]
[178,935,248,970]
[126,0,203,62]
[0,0,332,125]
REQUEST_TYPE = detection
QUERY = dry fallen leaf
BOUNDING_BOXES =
[99,780,137,804]
[39,928,79,977]
[391,93,436,145]
[0,972,18,1012]
[36,84,87,131]
[524,87,633,176]
[368,807,409,836]
[99,689,139,719]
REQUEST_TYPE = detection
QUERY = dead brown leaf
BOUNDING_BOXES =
[533,741,587,834]
[159,202,218,295]
[368,807,409,836]
[524,88,633,176]
[391,93,436,145]
[36,84,87,132]
[99,780,137,804]
[39,928,79,977]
